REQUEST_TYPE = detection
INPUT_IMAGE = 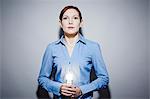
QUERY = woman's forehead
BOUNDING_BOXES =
[63,9,79,16]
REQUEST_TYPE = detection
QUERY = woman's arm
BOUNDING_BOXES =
[38,44,62,96]
[79,43,109,94]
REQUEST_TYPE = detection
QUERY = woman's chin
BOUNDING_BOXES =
[65,32,78,35]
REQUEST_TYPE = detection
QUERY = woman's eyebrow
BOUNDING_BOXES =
[73,15,79,17]
[63,15,79,17]
[62,15,68,17]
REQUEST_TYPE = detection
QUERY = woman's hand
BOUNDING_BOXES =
[60,84,82,98]
[71,86,82,98]
[60,84,76,96]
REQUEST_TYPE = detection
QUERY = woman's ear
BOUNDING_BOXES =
[80,19,84,27]
[59,20,63,28]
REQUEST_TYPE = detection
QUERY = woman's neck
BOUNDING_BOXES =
[64,33,79,45]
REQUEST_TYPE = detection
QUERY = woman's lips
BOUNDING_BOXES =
[67,27,75,29]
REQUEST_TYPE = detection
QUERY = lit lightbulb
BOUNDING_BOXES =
[65,71,74,84]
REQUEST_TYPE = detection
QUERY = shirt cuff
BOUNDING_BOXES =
[51,82,62,96]
[79,82,97,95]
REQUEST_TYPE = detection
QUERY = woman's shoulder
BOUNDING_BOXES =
[84,38,101,47]
[46,40,60,48]
[84,39,102,53]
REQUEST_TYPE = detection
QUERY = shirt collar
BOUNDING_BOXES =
[55,33,86,45]
[77,34,86,44]
[55,35,65,45]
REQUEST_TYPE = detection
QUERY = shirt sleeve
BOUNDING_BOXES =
[79,42,109,94]
[38,44,62,96]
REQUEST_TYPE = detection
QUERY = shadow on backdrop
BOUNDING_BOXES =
[36,27,111,99]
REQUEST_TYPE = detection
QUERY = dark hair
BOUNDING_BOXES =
[59,5,82,22]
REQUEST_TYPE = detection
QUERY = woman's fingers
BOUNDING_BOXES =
[60,84,76,96]
[61,86,75,92]
[61,89,74,94]
[61,91,72,96]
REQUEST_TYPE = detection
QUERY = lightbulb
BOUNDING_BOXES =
[65,71,74,84]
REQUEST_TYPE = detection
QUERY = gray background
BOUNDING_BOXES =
[0,0,149,99]
[0,0,2,98]
[149,0,150,97]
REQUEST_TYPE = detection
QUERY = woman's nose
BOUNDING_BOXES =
[69,19,73,24]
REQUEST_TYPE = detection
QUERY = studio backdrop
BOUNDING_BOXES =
[1,0,149,99]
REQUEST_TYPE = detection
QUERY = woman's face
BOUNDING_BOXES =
[60,8,83,35]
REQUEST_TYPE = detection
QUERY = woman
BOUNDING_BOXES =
[38,5,109,99]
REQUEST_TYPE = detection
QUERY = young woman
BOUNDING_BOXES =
[38,5,109,99]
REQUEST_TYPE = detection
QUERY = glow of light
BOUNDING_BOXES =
[65,71,74,84]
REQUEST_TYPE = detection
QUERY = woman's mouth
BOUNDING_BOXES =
[67,27,75,29]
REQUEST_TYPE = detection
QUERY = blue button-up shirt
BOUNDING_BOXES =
[38,34,109,99]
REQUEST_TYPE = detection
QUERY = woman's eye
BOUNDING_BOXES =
[62,17,68,20]
[74,17,79,19]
